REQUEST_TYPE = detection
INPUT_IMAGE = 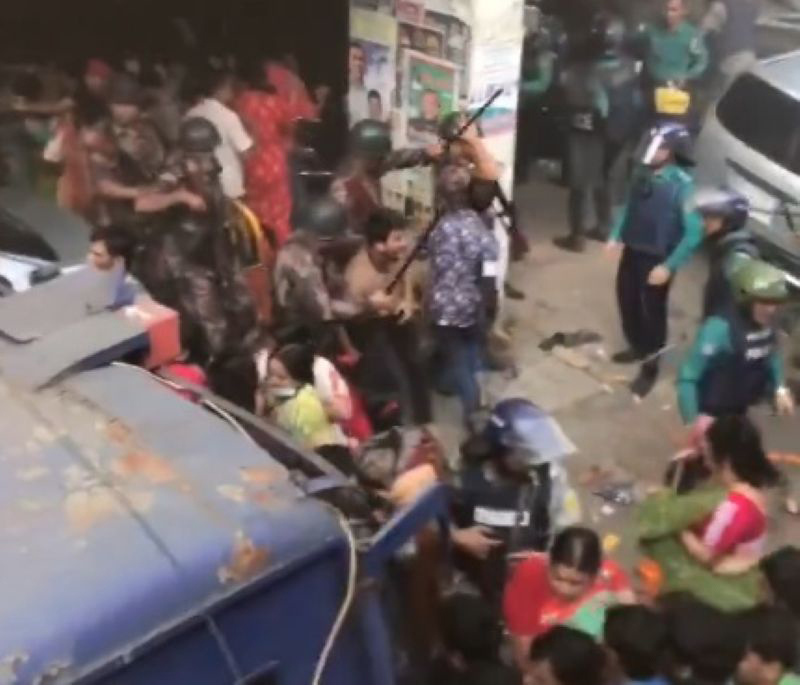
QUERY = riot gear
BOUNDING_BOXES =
[638,121,693,167]
[692,187,749,231]
[731,259,789,305]
[179,117,222,155]
[349,120,392,160]
[301,196,349,239]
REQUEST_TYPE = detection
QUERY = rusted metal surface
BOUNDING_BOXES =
[0,364,344,684]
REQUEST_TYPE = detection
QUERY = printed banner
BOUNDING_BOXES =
[402,50,459,145]
[349,8,398,125]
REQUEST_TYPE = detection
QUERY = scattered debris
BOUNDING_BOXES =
[786,497,799,516]
[601,504,616,517]
[594,483,636,506]
[551,346,591,370]
[539,330,603,352]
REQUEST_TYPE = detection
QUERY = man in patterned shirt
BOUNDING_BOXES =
[429,164,499,425]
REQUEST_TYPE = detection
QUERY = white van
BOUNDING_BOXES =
[694,51,800,272]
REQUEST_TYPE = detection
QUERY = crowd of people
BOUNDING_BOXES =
[1,1,798,684]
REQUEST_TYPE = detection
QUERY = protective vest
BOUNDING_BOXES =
[562,63,602,133]
[621,172,684,258]
[718,0,759,59]
[597,58,642,144]
[702,228,759,318]
[699,309,776,416]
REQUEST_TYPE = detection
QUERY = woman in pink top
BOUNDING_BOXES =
[682,415,781,574]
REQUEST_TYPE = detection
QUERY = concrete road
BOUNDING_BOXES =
[435,174,800,569]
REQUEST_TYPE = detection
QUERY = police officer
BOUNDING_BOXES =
[136,117,256,365]
[607,122,703,398]
[592,14,645,240]
[330,119,440,233]
[453,398,578,605]
[556,33,609,253]
[692,186,758,318]
[517,14,558,182]
[677,259,795,425]
[640,0,708,125]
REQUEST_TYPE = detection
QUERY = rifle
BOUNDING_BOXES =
[385,89,505,294]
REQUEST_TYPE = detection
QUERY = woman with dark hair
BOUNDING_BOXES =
[235,58,295,246]
[263,343,345,450]
[680,415,780,574]
[504,526,634,672]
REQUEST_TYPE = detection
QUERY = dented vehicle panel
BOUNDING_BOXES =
[0,365,361,685]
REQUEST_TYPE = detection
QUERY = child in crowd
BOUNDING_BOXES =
[432,592,521,685]
[604,605,669,685]
[528,626,607,685]
[737,606,800,685]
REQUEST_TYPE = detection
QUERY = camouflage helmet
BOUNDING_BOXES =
[179,117,222,154]
[349,120,392,160]
[731,259,789,304]
[301,196,349,239]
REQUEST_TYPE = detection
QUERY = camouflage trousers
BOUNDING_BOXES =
[132,236,256,363]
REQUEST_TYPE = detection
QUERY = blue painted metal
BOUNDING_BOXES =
[0,355,452,685]
[362,484,450,578]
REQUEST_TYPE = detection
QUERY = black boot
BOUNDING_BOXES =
[553,234,586,253]
[612,349,642,364]
[630,361,659,398]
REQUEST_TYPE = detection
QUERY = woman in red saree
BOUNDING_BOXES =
[504,526,634,674]
[236,64,295,246]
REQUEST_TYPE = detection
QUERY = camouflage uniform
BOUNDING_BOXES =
[154,149,257,363]
[330,148,434,233]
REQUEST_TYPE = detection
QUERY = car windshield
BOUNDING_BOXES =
[0,208,58,261]
[717,72,800,176]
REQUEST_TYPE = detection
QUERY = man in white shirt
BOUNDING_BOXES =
[187,70,253,200]
[347,41,370,126]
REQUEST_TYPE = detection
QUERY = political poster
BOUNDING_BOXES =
[349,8,398,125]
[402,50,459,145]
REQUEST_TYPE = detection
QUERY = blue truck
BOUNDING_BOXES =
[0,271,448,685]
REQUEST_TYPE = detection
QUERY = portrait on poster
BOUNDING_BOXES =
[349,9,398,125]
[398,22,445,59]
[402,50,459,145]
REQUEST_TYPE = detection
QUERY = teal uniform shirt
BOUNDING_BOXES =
[645,20,709,83]
[610,163,704,273]
[521,51,556,99]
[677,316,784,422]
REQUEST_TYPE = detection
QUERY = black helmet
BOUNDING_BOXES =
[179,117,222,154]
[302,197,348,239]
[349,120,392,160]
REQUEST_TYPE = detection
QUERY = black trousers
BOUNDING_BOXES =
[616,247,672,359]
[351,317,433,426]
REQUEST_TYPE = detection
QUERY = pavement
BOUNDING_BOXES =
[433,173,800,570]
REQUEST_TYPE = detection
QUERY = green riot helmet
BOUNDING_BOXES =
[179,117,222,154]
[349,120,392,161]
[301,196,349,239]
[731,259,789,305]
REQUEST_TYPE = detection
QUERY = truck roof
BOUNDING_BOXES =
[0,363,343,684]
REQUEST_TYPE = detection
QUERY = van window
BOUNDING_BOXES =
[716,73,800,175]
[0,210,57,261]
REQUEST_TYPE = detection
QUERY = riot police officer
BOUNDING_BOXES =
[677,259,795,425]
[331,119,440,233]
[607,122,703,398]
[453,398,578,605]
[136,117,256,365]
[692,186,759,318]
